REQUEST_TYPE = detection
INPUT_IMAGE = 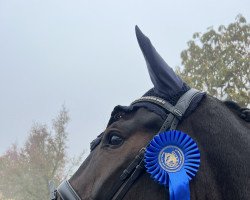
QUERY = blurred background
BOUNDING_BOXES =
[0,0,249,199]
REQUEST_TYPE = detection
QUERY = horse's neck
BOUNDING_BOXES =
[186,96,250,200]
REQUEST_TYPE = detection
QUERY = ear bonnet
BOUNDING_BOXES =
[108,26,205,125]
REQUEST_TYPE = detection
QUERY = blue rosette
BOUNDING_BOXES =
[144,130,200,200]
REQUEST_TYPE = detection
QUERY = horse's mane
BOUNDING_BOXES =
[223,100,250,123]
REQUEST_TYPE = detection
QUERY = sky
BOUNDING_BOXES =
[0,0,249,158]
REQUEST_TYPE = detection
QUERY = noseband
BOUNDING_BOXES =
[50,88,202,200]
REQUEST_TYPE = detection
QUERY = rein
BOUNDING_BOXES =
[50,88,202,200]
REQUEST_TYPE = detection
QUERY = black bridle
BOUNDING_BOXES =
[50,88,202,200]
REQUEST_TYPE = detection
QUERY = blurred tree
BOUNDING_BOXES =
[0,106,84,200]
[177,14,250,107]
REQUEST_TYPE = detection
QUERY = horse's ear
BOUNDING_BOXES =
[135,25,185,97]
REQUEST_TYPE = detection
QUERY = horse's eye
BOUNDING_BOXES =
[109,135,123,146]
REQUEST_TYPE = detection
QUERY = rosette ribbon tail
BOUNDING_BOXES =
[168,170,190,200]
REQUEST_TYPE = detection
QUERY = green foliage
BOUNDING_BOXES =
[177,14,250,107]
[0,107,84,200]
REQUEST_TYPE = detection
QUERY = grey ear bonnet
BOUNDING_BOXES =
[132,26,205,119]
[107,26,205,127]
[135,26,188,98]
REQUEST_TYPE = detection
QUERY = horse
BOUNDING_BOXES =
[51,26,250,200]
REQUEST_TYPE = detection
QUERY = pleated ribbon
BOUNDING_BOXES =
[144,130,200,200]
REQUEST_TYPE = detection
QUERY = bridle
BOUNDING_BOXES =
[50,88,203,200]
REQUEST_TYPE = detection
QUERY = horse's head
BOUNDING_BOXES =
[54,26,250,200]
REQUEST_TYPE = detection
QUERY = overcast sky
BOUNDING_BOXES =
[0,0,249,157]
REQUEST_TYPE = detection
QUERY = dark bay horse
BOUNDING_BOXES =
[54,26,250,200]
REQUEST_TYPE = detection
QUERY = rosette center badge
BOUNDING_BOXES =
[159,145,184,172]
